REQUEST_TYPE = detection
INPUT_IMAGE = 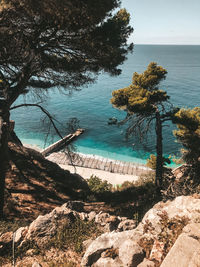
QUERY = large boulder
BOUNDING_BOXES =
[25,203,78,245]
[81,229,144,267]
[160,223,200,267]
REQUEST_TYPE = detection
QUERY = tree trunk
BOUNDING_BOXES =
[155,110,163,189]
[0,100,10,219]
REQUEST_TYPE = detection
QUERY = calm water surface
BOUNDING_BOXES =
[11,45,200,164]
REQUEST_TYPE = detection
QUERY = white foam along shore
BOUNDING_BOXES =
[23,143,152,186]
[75,151,151,171]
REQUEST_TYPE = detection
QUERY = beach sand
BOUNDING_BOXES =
[24,143,149,186]
[59,164,139,186]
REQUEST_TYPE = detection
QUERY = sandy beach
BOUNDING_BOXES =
[24,143,151,186]
[59,163,139,186]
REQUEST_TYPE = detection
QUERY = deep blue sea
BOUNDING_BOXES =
[11,45,200,165]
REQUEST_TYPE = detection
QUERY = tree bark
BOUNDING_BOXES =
[0,99,10,219]
[155,110,163,189]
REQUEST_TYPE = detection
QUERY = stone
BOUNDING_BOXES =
[117,219,137,232]
[88,211,96,221]
[0,231,13,256]
[25,205,78,245]
[14,227,28,243]
[82,196,200,266]
[81,230,142,266]
[79,212,88,221]
[26,248,35,256]
[0,231,13,244]
[138,258,155,267]
[32,262,42,267]
[104,216,120,232]
[82,239,93,250]
[183,223,200,239]
[188,248,200,267]
[118,239,144,267]
[93,257,122,267]
[149,240,165,263]
[95,212,110,226]
[160,233,200,267]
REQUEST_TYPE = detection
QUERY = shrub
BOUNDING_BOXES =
[86,175,112,194]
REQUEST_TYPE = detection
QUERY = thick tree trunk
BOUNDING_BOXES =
[155,110,163,189]
[0,100,10,219]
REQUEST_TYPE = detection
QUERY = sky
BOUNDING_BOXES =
[122,0,200,45]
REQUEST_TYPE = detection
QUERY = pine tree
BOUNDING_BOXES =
[0,0,133,218]
[111,62,177,188]
[173,107,200,171]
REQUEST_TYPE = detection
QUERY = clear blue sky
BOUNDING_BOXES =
[122,0,200,45]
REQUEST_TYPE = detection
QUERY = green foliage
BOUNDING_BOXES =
[133,172,155,187]
[110,62,176,187]
[86,173,159,222]
[146,154,157,170]
[87,175,112,194]
[111,62,169,115]
[173,107,200,167]
[146,154,171,170]
[0,0,133,104]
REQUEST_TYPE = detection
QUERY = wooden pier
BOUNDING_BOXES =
[41,128,84,157]
[46,152,151,176]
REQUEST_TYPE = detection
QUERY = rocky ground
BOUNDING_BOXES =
[1,143,200,266]
[1,196,200,266]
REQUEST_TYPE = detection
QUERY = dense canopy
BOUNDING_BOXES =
[0,0,133,105]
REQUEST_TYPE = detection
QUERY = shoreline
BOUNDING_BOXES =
[24,143,153,186]
[23,143,150,169]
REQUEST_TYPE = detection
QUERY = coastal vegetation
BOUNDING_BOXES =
[173,107,200,178]
[111,62,178,189]
[0,0,133,218]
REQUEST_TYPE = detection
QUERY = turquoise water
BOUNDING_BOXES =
[11,45,200,164]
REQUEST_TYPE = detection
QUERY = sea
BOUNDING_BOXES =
[11,45,200,166]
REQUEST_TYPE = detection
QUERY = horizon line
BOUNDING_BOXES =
[134,43,200,46]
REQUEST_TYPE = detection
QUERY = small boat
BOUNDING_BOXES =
[108,117,118,125]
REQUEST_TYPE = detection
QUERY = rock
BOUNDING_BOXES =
[83,239,93,250]
[14,227,28,243]
[118,239,144,267]
[189,248,200,267]
[117,219,137,232]
[95,212,110,226]
[82,196,200,266]
[160,231,200,267]
[88,211,96,221]
[138,258,155,267]
[26,248,35,256]
[93,257,122,267]
[81,229,143,266]
[0,231,13,244]
[183,223,200,238]
[104,216,120,232]
[79,212,88,221]
[149,239,165,263]
[25,204,78,245]
[0,231,13,256]
[32,262,42,267]
[143,195,200,226]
